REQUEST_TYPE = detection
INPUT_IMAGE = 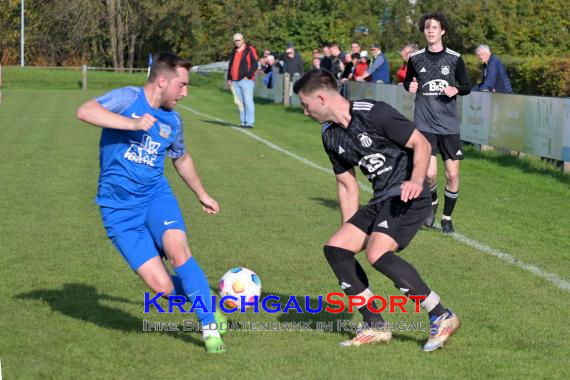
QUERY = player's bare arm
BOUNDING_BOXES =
[173,153,219,214]
[76,99,156,131]
[335,168,360,223]
[400,130,431,202]
[403,59,418,92]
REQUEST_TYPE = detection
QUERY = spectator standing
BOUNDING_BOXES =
[329,43,344,79]
[282,44,304,77]
[350,42,361,55]
[227,32,258,128]
[263,54,282,89]
[475,45,513,94]
[340,53,357,81]
[354,51,369,80]
[312,57,322,69]
[321,44,332,72]
[396,44,418,84]
[356,44,390,83]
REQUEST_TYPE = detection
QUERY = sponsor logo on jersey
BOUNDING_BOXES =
[420,67,427,73]
[358,153,393,179]
[441,65,450,75]
[421,79,449,95]
[131,113,141,119]
[358,133,373,147]
[159,123,172,139]
[124,134,161,167]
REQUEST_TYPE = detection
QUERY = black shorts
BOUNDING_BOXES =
[421,132,464,161]
[348,195,430,250]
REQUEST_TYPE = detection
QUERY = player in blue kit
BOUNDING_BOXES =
[76,52,226,354]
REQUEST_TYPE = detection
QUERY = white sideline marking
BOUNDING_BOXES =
[179,104,570,293]
[449,231,570,292]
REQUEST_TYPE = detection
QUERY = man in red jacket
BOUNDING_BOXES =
[227,33,258,128]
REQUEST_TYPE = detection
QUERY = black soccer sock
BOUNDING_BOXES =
[324,245,384,324]
[429,184,439,212]
[443,187,458,219]
[372,252,447,318]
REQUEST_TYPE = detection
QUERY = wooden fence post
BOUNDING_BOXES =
[283,73,290,106]
[82,64,88,91]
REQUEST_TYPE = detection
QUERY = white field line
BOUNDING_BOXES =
[179,104,570,293]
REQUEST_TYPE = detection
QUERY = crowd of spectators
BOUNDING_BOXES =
[254,41,512,94]
[256,41,418,88]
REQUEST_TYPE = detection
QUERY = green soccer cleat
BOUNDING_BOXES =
[214,311,229,335]
[205,336,227,354]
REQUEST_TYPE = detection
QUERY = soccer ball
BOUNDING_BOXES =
[218,267,262,309]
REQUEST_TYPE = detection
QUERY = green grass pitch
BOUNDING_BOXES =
[0,69,569,379]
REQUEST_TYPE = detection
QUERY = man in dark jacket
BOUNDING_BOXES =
[475,45,513,94]
[281,44,304,77]
[227,33,258,128]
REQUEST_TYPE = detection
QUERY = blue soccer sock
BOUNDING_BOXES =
[171,274,214,304]
[174,257,216,326]
[170,274,186,297]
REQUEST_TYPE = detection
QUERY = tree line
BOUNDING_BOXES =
[1,0,568,68]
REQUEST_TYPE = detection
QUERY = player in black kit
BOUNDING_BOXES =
[404,12,471,233]
[293,69,459,352]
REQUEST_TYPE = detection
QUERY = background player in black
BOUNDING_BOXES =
[293,69,460,351]
[404,12,471,233]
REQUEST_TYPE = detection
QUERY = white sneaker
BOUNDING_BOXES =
[423,310,460,352]
[340,327,392,347]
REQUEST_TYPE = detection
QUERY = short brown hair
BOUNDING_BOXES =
[293,69,337,95]
[148,51,192,82]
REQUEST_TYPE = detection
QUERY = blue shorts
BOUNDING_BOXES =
[100,191,187,271]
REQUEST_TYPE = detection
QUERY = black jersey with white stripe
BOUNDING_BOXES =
[322,100,424,204]
[404,47,471,135]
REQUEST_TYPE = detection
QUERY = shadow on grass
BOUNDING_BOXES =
[254,97,280,105]
[465,144,570,185]
[200,119,236,128]
[15,283,203,348]
[283,106,305,115]
[310,197,339,211]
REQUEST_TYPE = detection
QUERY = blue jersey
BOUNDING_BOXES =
[95,86,186,209]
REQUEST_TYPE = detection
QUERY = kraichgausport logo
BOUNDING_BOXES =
[144,292,426,314]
